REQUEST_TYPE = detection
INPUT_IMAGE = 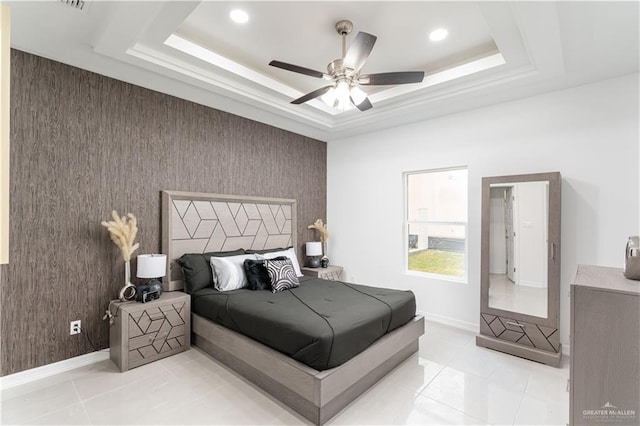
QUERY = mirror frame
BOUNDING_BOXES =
[480,172,561,328]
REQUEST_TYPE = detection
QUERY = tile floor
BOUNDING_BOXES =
[488,274,548,319]
[0,322,570,425]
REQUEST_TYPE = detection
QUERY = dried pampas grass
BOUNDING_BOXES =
[101,210,139,262]
[308,219,329,243]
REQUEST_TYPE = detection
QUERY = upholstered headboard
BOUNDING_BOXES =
[161,190,297,291]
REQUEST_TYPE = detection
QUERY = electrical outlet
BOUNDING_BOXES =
[70,320,81,335]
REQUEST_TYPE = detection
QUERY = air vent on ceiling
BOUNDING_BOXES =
[59,0,85,11]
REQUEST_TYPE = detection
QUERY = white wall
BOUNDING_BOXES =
[327,73,639,349]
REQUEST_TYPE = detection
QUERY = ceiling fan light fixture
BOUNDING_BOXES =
[337,97,351,111]
[350,86,367,106]
[335,81,350,103]
[320,87,337,106]
[229,9,249,24]
[269,19,425,112]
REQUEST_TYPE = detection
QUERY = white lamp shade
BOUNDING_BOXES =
[137,254,167,279]
[306,242,323,257]
[321,87,337,106]
[335,81,350,103]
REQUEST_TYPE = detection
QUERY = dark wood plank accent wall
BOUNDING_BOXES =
[0,50,326,376]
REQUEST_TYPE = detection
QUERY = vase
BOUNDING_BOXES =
[624,236,640,280]
[118,260,137,301]
[125,260,130,285]
[321,242,329,268]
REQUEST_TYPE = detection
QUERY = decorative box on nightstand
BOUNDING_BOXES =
[109,291,190,372]
[301,265,344,281]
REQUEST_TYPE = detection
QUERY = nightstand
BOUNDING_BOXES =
[301,265,344,281]
[109,291,190,372]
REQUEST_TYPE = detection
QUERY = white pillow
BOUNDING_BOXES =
[257,247,303,277]
[210,254,256,291]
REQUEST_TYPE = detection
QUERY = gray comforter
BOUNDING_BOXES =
[191,276,416,370]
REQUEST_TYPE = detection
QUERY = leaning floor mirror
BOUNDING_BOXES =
[476,172,562,367]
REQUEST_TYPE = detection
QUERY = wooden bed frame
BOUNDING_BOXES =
[161,190,424,424]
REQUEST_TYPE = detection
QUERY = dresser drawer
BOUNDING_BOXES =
[480,313,559,353]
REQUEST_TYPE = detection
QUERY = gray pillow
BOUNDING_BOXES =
[177,249,245,293]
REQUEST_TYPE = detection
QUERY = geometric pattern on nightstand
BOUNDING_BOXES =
[302,266,344,281]
[321,270,343,281]
[128,302,186,362]
[480,313,559,353]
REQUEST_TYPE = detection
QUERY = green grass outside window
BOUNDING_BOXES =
[408,249,465,277]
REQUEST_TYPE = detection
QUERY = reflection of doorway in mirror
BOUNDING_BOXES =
[489,182,549,318]
[505,186,515,283]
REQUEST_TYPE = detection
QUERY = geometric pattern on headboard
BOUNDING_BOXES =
[162,190,297,291]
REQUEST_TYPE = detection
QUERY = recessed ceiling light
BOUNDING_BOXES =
[230,9,249,24]
[429,28,448,42]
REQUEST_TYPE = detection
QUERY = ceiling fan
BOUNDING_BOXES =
[269,20,425,112]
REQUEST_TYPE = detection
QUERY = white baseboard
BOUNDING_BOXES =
[418,310,480,333]
[0,349,109,391]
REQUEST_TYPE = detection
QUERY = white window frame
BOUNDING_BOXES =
[403,166,468,283]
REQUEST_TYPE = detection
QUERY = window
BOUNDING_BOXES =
[405,167,468,280]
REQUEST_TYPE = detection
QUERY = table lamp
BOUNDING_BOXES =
[306,242,323,268]
[136,254,166,303]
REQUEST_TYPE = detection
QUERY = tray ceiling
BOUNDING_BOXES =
[6,1,639,142]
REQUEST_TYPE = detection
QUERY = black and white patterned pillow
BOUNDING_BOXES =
[266,259,300,293]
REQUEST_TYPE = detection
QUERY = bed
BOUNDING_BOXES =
[161,190,424,425]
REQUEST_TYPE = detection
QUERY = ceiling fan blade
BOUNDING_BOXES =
[343,32,377,72]
[269,60,328,79]
[359,71,425,85]
[291,85,334,104]
[351,96,373,112]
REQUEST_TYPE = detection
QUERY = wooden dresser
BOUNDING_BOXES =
[570,265,640,425]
